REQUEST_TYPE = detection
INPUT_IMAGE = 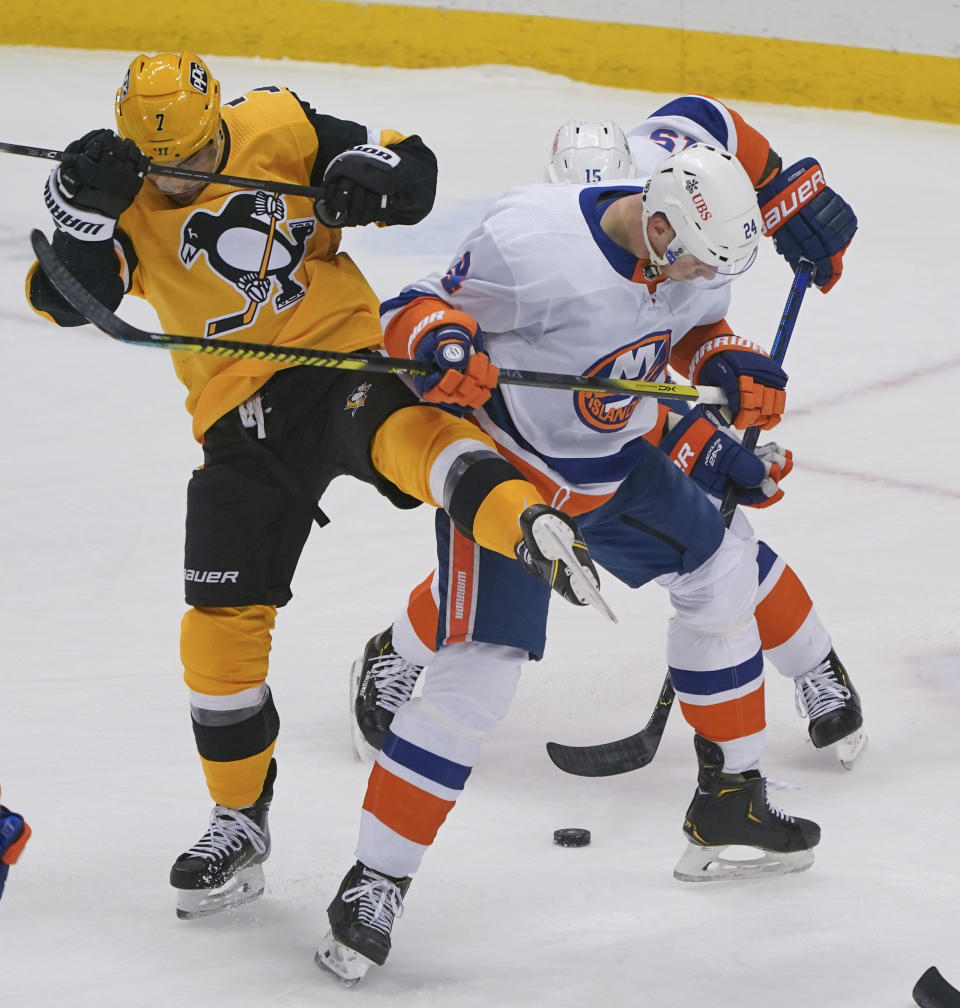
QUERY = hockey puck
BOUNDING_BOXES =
[553,827,591,847]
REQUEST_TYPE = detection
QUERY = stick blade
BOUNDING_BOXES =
[914,967,960,1008]
[545,733,658,776]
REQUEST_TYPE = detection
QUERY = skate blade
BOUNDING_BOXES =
[673,842,814,883]
[834,728,868,770]
[533,519,617,623]
[348,657,378,763]
[175,864,266,919]
[315,930,374,985]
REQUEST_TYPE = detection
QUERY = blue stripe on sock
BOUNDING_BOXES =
[670,651,764,697]
[381,731,472,791]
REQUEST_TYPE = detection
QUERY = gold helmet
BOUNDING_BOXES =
[115,52,221,161]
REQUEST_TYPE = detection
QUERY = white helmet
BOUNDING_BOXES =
[545,120,636,184]
[641,143,761,276]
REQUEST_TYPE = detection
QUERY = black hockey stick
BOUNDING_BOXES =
[29,230,725,404]
[545,673,675,776]
[915,967,960,1008]
[545,261,815,777]
[2,139,328,202]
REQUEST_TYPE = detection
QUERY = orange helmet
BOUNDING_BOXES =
[115,52,221,161]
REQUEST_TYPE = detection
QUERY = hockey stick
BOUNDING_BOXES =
[545,261,815,777]
[914,967,960,1008]
[2,139,329,202]
[29,230,726,404]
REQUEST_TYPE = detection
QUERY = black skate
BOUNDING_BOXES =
[794,649,866,768]
[170,758,276,919]
[350,627,423,760]
[516,504,615,621]
[674,736,820,882]
[315,860,412,985]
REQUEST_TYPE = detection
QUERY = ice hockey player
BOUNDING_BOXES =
[316,97,857,984]
[0,788,31,900]
[25,51,607,923]
[352,110,865,773]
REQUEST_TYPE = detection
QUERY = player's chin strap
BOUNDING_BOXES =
[544,259,816,779]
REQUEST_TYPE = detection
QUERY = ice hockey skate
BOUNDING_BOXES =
[315,860,412,985]
[793,649,866,768]
[674,736,820,882]
[170,758,276,919]
[350,627,423,761]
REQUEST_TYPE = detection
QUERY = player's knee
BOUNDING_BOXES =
[420,642,524,735]
[181,604,276,694]
[668,529,759,635]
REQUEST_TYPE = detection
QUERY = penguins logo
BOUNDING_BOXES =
[344,382,372,416]
[180,191,316,337]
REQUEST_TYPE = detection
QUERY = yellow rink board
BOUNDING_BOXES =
[6,0,959,123]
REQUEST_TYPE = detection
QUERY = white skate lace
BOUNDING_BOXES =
[185,807,267,862]
[762,782,796,824]
[368,652,421,714]
[342,869,405,936]
[793,658,851,720]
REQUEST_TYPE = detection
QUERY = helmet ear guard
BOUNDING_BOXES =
[115,52,221,162]
[545,120,636,184]
[641,143,761,275]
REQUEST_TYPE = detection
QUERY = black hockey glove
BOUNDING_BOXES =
[45,129,148,240]
[315,140,437,228]
[315,144,403,227]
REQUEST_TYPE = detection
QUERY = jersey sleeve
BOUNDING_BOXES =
[26,229,130,327]
[382,193,548,354]
[628,94,781,189]
[292,94,437,227]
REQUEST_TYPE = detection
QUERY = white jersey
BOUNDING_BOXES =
[626,94,775,186]
[384,181,729,514]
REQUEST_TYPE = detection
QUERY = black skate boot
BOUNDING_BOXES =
[793,649,865,762]
[170,758,276,919]
[315,860,412,985]
[674,736,820,882]
[350,627,423,759]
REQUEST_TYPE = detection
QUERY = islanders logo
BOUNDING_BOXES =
[574,332,670,432]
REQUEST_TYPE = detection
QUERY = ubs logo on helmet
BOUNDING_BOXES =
[574,332,670,432]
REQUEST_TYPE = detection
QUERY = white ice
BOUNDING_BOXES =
[1,46,959,1008]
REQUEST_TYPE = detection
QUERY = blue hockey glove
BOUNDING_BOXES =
[410,310,498,414]
[0,800,31,899]
[660,406,793,507]
[691,337,788,431]
[759,158,857,293]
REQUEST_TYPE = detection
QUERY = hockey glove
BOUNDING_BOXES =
[45,129,148,241]
[314,144,405,227]
[691,337,787,431]
[0,800,31,900]
[516,504,608,612]
[411,309,498,413]
[660,406,792,507]
[759,158,857,293]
